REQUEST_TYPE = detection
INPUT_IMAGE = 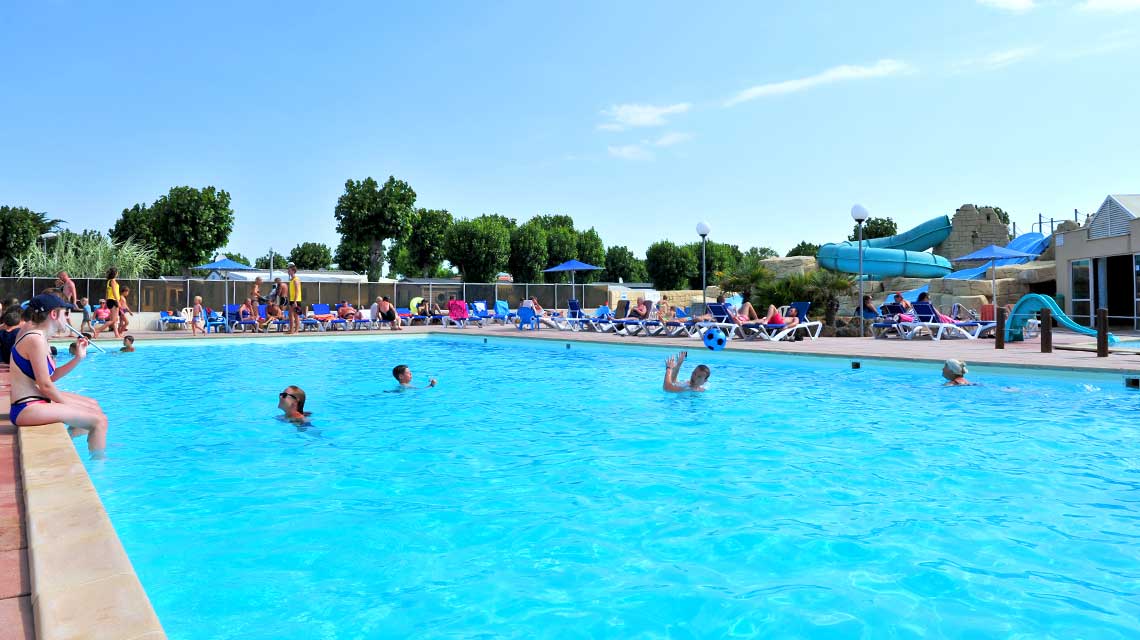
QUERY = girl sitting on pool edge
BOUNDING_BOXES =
[663,350,709,393]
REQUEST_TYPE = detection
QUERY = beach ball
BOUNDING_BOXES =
[703,328,727,351]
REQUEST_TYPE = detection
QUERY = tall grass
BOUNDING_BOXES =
[15,233,156,279]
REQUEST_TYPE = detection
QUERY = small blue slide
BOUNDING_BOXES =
[1005,293,1117,344]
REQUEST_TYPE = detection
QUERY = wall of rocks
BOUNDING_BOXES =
[934,204,1012,262]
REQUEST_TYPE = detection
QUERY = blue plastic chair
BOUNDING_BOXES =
[517,306,540,330]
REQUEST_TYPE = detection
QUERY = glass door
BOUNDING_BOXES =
[1134,254,1140,330]
[1071,259,1091,326]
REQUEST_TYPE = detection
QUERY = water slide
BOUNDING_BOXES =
[1005,293,1118,344]
[942,232,1051,280]
[817,215,953,278]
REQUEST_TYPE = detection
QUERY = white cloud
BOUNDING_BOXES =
[977,0,1037,11]
[1077,0,1140,11]
[598,103,691,131]
[954,46,1039,71]
[608,144,653,160]
[725,59,914,106]
[654,132,693,147]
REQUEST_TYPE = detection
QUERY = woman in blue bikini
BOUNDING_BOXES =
[8,294,108,458]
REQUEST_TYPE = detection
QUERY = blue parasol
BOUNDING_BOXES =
[193,256,257,326]
[954,245,1039,309]
[543,260,603,307]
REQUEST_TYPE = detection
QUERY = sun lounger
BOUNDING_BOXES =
[158,310,187,331]
[517,306,540,330]
[903,301,984,340]
[554,300,593,331]
[746,301,823,341]
[229,305,259,333]
[698,302,745,339]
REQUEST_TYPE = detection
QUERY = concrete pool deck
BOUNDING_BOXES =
[6,322,1139,639]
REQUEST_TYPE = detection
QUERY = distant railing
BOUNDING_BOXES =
[0,278,613,313]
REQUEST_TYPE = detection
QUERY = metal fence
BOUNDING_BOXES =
[0,277,613,313]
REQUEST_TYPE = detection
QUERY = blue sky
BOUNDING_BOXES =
[2,1,1138,263]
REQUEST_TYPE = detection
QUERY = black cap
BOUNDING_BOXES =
[27,294,77,313]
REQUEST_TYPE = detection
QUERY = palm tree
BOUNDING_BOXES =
[718,257,774,303]
[807,269,854,325]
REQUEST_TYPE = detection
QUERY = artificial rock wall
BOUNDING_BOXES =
[934,204,1012,262]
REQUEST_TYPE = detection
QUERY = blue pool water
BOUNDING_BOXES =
[68,335,1139,639]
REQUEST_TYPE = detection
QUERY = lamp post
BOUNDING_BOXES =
[850,205,869,337]
[39,232,57,254]
[696,221,711,312]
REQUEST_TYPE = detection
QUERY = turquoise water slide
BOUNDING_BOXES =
[817,215,953,277]
[1005,293,1118,344]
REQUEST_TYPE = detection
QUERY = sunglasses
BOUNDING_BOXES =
[279,392,298,401]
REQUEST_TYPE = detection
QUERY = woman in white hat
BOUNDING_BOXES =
[942,359,971,386]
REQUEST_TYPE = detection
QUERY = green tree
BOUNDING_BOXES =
[109,203,159,247]
[602,245,647,283]
[404,208,452,277]
[480,213,517,231]
[543,226,578,283]
[223,252,251,266]
[443,216,511,282]
[334,176,415,281]
[786,241,821,257]
[0,206,43,276]
[532,214,574,230]
[848,217,896,241]
[686,241,741,288]
[575,228,606,283]
[645,240,692,290]
[745,247,779,260]
[977,205,1011,225]
[287,242,333,270]
[148,186,235,272]
[333,239,370,273]
[508,221,548,283]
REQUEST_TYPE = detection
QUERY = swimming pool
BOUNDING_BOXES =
[71,335,1139,638]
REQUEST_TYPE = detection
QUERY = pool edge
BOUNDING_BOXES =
[18,424,166,639]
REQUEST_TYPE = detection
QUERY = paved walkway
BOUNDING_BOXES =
[127,322,1140,372]
[0,378,33,640]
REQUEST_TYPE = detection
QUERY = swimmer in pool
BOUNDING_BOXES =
[277,385,311,423]
[391,364,437,391]
[942,359,972,386]
[663,350,709,393]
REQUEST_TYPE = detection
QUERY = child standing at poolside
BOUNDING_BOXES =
[190,296,205,335]
[663,350,709,393]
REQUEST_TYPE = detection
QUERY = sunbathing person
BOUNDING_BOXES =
[662,350,709,393]
[238,298,256,328]
[859,295,880,319]
[371,296,402,330]
[260,300,283,332]
[942,359,972,386]
[527,296,559,328]
[916,292,956,323]
[759,304,798,327]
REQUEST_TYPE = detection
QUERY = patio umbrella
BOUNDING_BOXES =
[193,256,257,326]
[953,245,1039,310]
[543,259,602,307]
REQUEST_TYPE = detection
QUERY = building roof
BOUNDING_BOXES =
[1087,195,1138,240]
[1110,194,1140,216]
